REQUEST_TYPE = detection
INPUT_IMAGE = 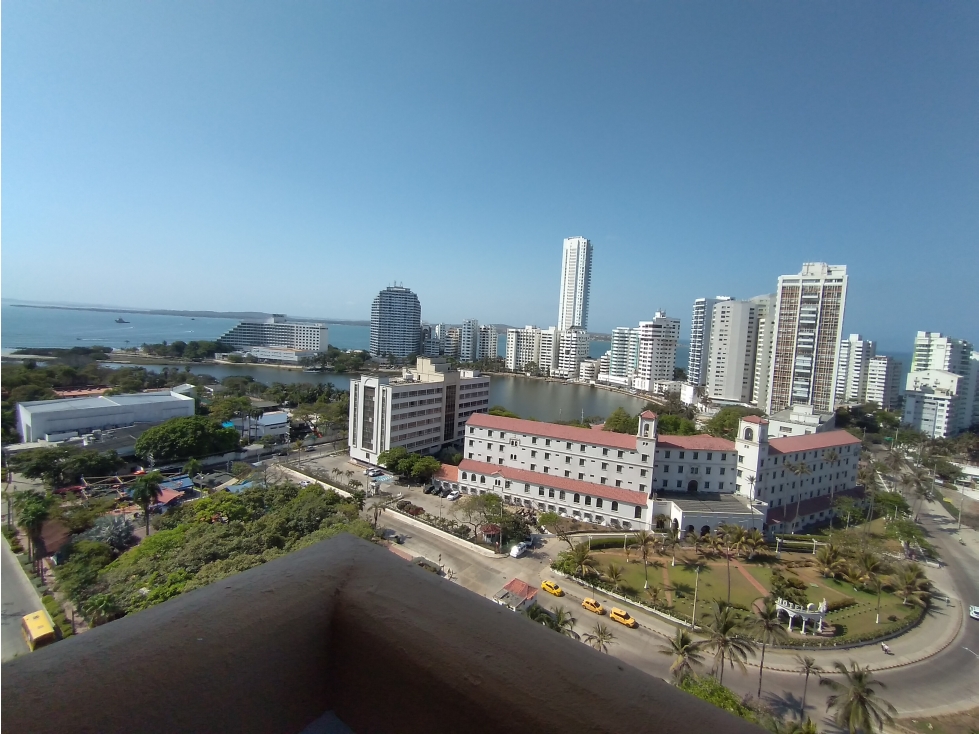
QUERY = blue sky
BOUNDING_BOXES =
[3,2,977,351]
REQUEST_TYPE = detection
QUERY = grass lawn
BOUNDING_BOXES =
[587,547,922,640]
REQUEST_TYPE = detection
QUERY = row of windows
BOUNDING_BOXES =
[659,450,727,461]
[474,428,637,458]
[458,473,643,518]
[661,465,726,475]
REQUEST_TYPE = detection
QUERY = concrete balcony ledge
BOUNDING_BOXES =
[2,534,761,733]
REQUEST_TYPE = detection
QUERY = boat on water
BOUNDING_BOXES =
[115,318,130,324]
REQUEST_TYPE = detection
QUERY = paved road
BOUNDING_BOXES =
[1,536,42,661]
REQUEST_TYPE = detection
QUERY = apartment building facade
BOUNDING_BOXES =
[767,263,848,414]
[835,334,877,405]
[557,237,593,332]
[505,326,543,371]
[633,312,680,391]
[348,358,490,465]
[555,328,589,378]
[370,286,422,358]
[219,315,329,352]
[865,356,902,411]
[687,296,732,387]
[705,300,759,403]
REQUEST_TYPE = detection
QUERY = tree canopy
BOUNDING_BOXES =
[602,407,639,435]
[705,407,765,440]
[10,446,124,487]
[134,416,240,462]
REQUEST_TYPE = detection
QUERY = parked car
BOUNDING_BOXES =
[581,598,605,615]
[367,468,384,477]
[446,490,461,501]
[541,580,564,597]
[609,608,637,628]
[439,487,453,498]
[304,446,316,452]
[299,480,311,488]
[424,485,438,495]
[510,541,531,558]
[970,605,979,620]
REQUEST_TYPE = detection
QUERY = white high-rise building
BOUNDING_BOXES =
[835,334,877,405]
[557,237,593,332]
[477,325,498,361]
[220,315,329,353]
[538,328,561,377]
[705,300,759,404]
[370,287,422,358]
[766,263,848,414]
[505,326,543,371]
[633,312,680,392]
[443,328,461,358]
[460,319,479,362]
[609,327,640,379]
[911,332,974,376]
[556,328,589,378]
[866,356,901,411]
[750,294,776,408]
[688,296,732,387]
[420,325,441,357]
[348,358,490,465]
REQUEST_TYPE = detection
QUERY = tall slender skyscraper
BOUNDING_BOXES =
[557,237,593,331]
[766,263,848,414]
[835,334,877,405]
[687,296,732,386]
[369,286,422,358]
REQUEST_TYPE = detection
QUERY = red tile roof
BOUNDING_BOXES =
[766,486,865,524]
[153,488,185,506]
[656,434,735,451]
[467,413,639,450]
[741,415,768,425]
[640,410,657,419]
[767,430,862,455]
[459,459,648,505]
[502,578,539,601]
[434,464,459,482]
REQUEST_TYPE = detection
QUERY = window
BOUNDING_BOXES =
[487,443,493,450]
[596,498,603,508]
[693,452,699,460]
[739,454,744,463]
[706,467,711,474]
[616,465,623,473]
[573,493,580,503]
[580,444,586,451]
[500,433,505,439]
[737,469,742,477]
[676,481,682,488]
[585,496,591,506]
[559,491,565,500]
[539,488,545,496]
[579,459,585,466]
[679,452,685,459]
[480,476,485,484]
[601,462,608,470]
[615,480,622,487]
[532,437,537,444]
[545,439,551,446]
[531,450,537,458]
[567,442,572,449]
[678,465,684,473]
[721,453,727,460]
[544,453,550,460]
[565,457,571,464]
[524,484,530,493]
[468,440,473,446]
[664,451,671,459]
[564,471,570,477]
[617,450,624,458]
[707,453,713,460]
[719,482,724,490]
[488,431,494,438]
[600,477,607,484]
[510,439,518,446]
[548,489,554,498]
[611,501,619,512]
[634,506,642,519]
[720,468,726,475]
[543,467,549,474]
[578,473,584,480]
[469,427,474,434]
[639,484,646,492]
[641,454,649,462]
[530,464,536,471]
[461,472,468,480]
[602,448,609,456]
[640,469,647,477]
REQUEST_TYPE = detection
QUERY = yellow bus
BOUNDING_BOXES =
[21,610,56,652]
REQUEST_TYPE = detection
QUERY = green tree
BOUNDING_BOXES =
[130,471,164,536]
[551,606,580,640]
[567,541,597,578]
[820,660,897,734]
[816,543,848,579]
[377,447,409,471]
[889,562,931,607]
[410,456,442,484]
[584,622,616,653]
[488,405,520,418]
[603,562,625,591]
[702,600,757,686]
[795,655,822,719]
[750,599,789,696]
[630,530,659,589]
[659,628,704,683]
[14,490,51,561]
[134,416,240,462]
[602,407,639,435]
[83,593,121,626]
[705,406,765,440]
[183,458,203,478]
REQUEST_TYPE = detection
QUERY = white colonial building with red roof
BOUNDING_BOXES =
[433,410,865,536]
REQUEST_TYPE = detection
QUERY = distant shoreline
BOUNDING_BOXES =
[6,303,371,327]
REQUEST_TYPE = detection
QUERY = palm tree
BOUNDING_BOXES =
[666,525,681,566]
[743,528,765,560]
[722,524,747,603]
[745,474,757,502]
[83,593,120,626]
[568,541,597,578]
[631,530,658,589]
[849,551,887,624]
[603,562,625,592]
[882,448,906,474]
[182,458,203,479]
[551,606,580,640]
[130,471,164,536]
[795,654,822,719]
[645,584,664,608]
[331,467,343,484]
[369,495,396,529]
[816,543,847,579]
[584,622,616,653]
[702,600,757,685]
[787,461,813,531]
[750,599,789,696]
[682,558,709,628]
[658,628,704,683]
[889,562,931,607]
[820,660,897,734]
[14,490,50,562]
[348,478,363,492]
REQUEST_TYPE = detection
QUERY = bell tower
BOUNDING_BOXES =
[735,416,768,501]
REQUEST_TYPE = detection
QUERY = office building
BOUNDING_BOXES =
[478,325,499,361]
[609,327,640,380]
[632,312,681,392]
[835,334,877,405]
[245,346,317,364]
[687,296,732,387]
[460,319,479,362]
[911,332,974,376]
[505,326,543,372]
[865,356,902,411]
[369,286,422,358]
[348,358,490,466]
[705,300,759,404]
[766,263,848,414]
[557,237,593,332]
[219,315,329,353]
[555,328,589,379]
[17,390,196,443]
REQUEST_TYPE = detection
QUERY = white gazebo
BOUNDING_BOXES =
[775,598,828,634]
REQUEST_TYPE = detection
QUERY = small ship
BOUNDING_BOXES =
[115,318,130,324]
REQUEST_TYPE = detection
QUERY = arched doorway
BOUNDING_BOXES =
[700,525,711,536]
[685,525,695,535]
[655,517,666,530]
[671,518,679,531]
[687,480,699,493]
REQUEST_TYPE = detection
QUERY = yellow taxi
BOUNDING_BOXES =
[609,608,638,628]
[541,580,564,597]
[581,598,605,615]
